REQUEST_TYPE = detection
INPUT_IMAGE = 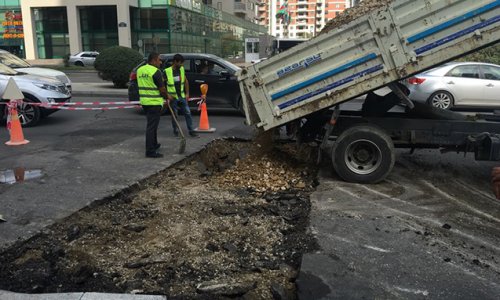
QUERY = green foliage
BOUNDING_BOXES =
[459,43,500,65]
[94,46,143,88]
[63,53,70,67]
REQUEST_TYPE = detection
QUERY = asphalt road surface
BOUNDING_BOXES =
[2,93,500,298]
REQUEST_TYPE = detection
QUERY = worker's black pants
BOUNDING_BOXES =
[143,105,162,155]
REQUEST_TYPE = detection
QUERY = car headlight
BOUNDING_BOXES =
[33,82,59,92]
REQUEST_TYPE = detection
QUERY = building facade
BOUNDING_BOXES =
[257,0,351,38]
[0,0,265,59]
[202,0,258,22]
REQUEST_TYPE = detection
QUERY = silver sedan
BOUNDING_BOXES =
[68,51,99,67]
[405,62,500,110]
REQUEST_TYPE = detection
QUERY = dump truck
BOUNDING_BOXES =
[238,0,500,183]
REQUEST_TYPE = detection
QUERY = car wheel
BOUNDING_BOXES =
[17,95,41,127]
[331,125,395,183]
[428,91,454,110]
[75,61,84,67]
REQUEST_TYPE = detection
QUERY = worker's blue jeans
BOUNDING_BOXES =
[171,97,194,134]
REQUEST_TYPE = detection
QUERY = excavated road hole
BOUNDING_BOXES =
[0,138,320,299]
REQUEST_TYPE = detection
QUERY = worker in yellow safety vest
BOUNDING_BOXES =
[164,54,198,137]
[137,52,169,158]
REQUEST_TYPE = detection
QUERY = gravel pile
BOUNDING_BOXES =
[0,139,319,299]
[321,0,395,34]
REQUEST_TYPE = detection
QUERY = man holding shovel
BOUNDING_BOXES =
[164,54,198,138]
[137,52,168,158]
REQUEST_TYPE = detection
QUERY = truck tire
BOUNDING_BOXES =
[331,125,395,183]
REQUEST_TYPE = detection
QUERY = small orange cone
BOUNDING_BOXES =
[5,101,29,146]
[195,84,216,133]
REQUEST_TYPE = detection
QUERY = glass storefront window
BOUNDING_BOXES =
[80,6,118,52]
[34,7,69,59]
[131,3,266,58]
[0,7,24,57]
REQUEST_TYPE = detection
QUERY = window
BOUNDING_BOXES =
[447,65,480,79]
[481,65,500,80]
[164,59,192,72]
[217,2,222,10]
[194,59,226,75]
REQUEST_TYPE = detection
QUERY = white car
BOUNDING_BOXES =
[0,49,71,90]
[406,62,500,110]
[68,51,99,67]
[0,63,71,127]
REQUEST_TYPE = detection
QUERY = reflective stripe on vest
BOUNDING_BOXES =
[137,64,164,106]
[165,66,185,99]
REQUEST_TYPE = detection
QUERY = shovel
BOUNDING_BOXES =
[167,100,186,154]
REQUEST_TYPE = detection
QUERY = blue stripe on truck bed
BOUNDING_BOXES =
[277,64,384,110]
[415,14,500,55]
[271,53,378,101]
[407,1,500,44]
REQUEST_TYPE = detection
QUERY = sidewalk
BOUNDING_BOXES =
[71,82,128,98]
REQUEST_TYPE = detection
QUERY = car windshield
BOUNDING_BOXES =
[0,62,19,75]
[220,60,240,72]
[0,52,30,68]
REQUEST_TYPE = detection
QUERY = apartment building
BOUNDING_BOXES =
[202,0,258,22]
[257,0,352,38]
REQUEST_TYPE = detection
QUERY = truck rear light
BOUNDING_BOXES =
[408,77,426,85]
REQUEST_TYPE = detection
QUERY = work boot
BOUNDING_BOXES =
[189,131,199,137]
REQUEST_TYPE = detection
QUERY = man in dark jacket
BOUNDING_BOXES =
[137,52,169,158]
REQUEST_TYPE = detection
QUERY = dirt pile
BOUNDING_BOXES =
[0,139,319,299]
[321,0,395,34]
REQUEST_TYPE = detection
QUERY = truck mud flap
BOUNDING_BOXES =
[468,133,500,161]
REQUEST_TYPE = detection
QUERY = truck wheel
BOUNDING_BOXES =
[331,125,395,183]
[428,91,454,110]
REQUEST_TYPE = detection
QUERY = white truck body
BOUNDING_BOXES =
[238,0,500,131]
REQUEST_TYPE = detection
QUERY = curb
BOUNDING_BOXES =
[72,91,129,98]
[0,290,167,300]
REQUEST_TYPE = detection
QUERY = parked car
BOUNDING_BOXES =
[68,51,99,67]
[0,49,71,90]
[0,63,71,127]
[128,53,243,113]
[406,62,500,110]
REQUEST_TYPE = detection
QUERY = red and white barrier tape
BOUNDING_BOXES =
[0,97,204,107]
[42,105,139,110]
[38,101,140,106]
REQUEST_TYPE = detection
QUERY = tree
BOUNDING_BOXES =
[459,43,500,65]
[94,46,143,88]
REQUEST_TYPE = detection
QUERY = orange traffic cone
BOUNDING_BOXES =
[195,84,216,133]
[5,101,29,146]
